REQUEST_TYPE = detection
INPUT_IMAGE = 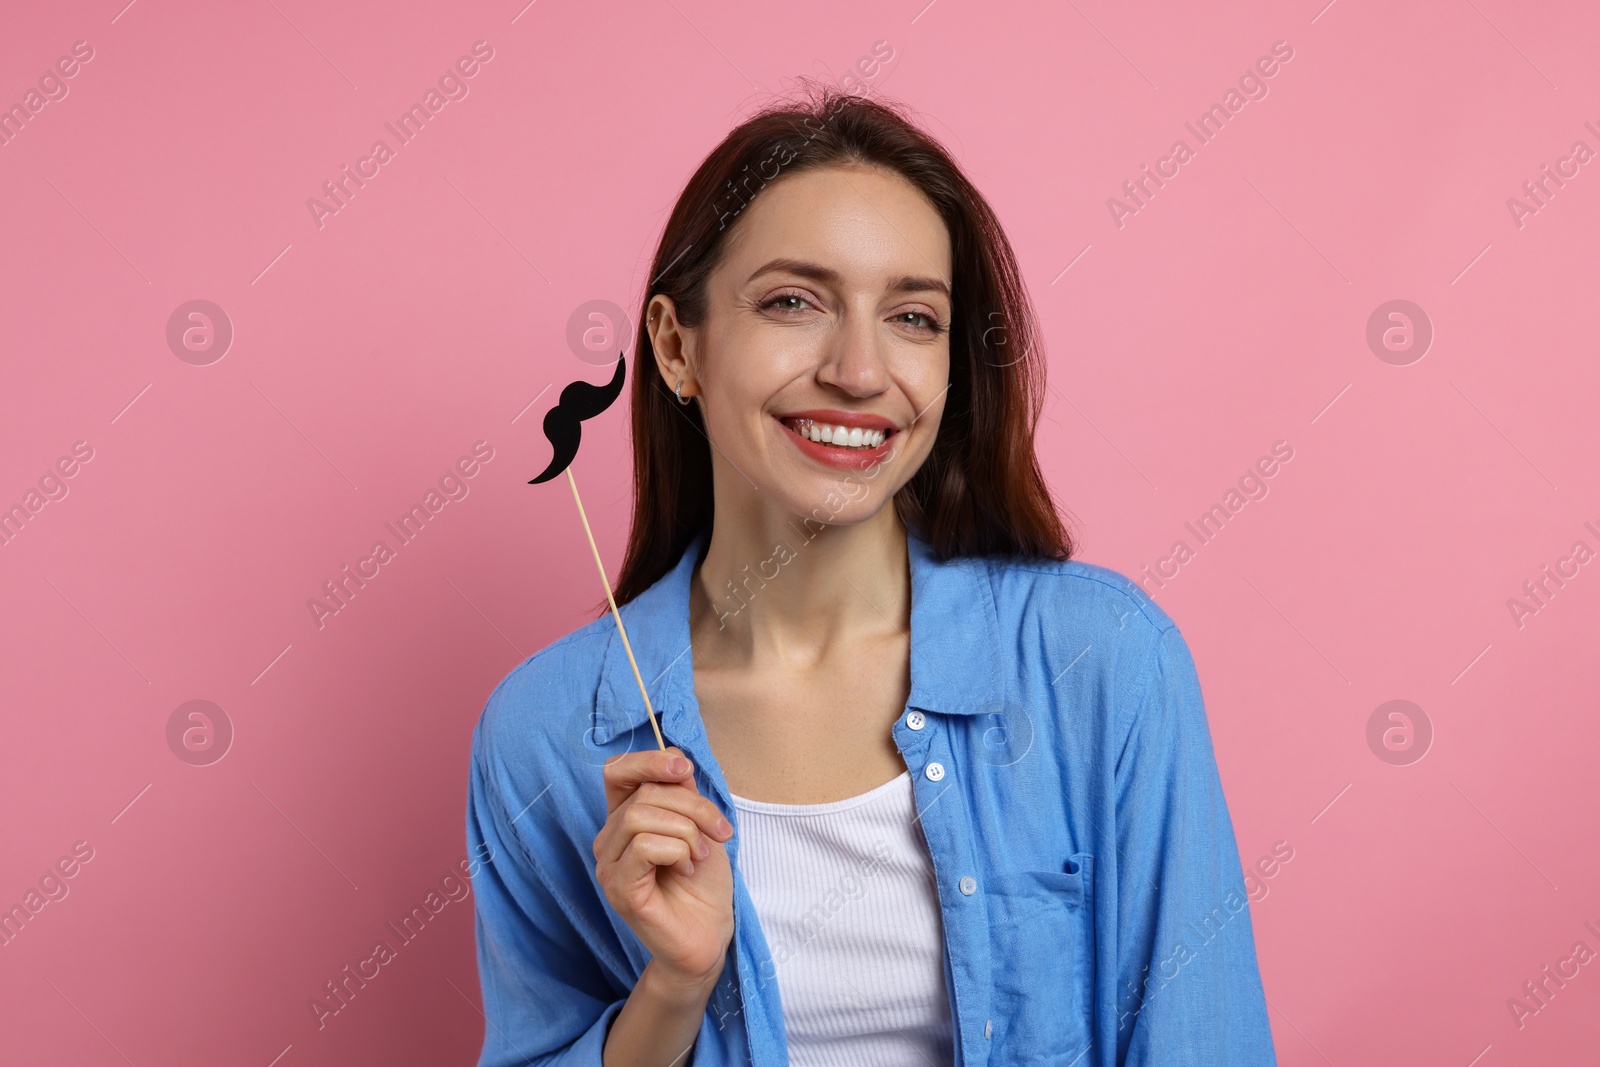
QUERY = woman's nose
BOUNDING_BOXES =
[815,313,889,396]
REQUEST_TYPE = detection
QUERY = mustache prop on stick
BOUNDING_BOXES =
[528,355,627,486]
[528,354,667,751]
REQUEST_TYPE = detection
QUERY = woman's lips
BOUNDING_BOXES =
[777,415,899,470]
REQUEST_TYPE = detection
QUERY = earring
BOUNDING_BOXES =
[675,378,690,405]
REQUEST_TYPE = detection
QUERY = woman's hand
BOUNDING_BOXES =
[594,746,736,990]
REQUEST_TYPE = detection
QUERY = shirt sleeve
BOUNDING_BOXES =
[1111,623,1277,1066]
[466,722,631,1067]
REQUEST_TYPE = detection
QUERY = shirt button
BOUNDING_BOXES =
[985,1018,993,1039]
[924,761,945,782]
[959,876,976,895]
[905,710,926,730]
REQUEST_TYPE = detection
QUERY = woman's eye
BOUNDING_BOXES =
[894,310,943,333]
[763,293,813,313]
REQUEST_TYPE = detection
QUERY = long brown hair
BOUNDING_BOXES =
[612,80,1073,605]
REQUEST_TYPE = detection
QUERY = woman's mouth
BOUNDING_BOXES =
[776,415,899,469]
[781,417,890,449]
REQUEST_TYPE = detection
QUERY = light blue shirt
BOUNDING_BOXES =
[466,527,1277,1066]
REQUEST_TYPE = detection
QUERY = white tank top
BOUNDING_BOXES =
[729,769,955,1066]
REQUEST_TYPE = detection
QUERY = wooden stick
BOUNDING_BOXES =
[565,464,667,751]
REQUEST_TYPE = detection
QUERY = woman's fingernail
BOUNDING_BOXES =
[696,837,710,859]
[717,817,733,837]
[670,757,691,775]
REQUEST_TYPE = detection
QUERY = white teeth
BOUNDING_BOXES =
[787,419,890,449]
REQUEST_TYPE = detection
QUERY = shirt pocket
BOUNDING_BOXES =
[984,852,1095,1066]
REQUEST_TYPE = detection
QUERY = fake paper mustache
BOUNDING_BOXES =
[528,355,627,484]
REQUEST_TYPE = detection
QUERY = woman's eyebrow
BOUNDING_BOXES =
[747,257,950,299]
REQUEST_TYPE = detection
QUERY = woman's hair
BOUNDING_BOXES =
[612,80,1073,605]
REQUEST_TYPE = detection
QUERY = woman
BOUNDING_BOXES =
[466,84,1277,1067]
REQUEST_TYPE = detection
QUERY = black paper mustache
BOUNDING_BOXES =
[528,354,627,484]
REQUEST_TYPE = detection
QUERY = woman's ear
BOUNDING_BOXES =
[647,295,700,401]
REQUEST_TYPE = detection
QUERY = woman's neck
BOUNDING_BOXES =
[690,497,911,667]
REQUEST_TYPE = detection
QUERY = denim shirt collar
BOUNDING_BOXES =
[591,526,1006,745]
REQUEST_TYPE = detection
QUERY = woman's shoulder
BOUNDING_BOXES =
[983,553,1180,643]
[471,612,616,769]
[980,555,1202,743]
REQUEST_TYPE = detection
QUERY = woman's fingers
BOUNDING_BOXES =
[590,746,739,987]
[617,831,696,883]
[602,747,698,811]
[594,800,710,869]
[598,749,733,850]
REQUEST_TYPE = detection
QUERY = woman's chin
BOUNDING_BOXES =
[761,486,895,531]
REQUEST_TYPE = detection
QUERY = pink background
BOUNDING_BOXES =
[3,0,1598,1064]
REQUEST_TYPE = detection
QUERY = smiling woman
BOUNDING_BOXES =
[466,80,1277,1067]
[613,91,1068,603]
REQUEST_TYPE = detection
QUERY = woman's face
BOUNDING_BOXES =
[652,163,952,527]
